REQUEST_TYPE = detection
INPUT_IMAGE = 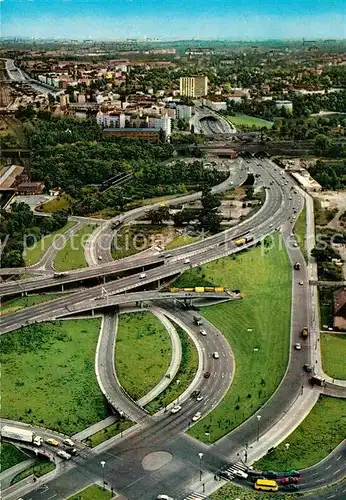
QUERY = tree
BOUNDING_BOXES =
[244,186,254,200]
[1,249,25,268]
[147,206,170,225]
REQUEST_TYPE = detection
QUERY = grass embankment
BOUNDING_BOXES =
[211,483,288,499]
[321,334,346,380]
[83,420,134,448]
[115,311,172,400]
[0,443,28,473]
[11,460,55,485]
[23,221,76,266]
[226,114,273,129]
[111,224,176,260]
[166,234,201,249]
[256,396,346,471]
[68,485,113,500]
[173,234,291,443]
[41,194,72,213]
[294,204,307,261]
[54,224,96,271]
[1,319,108,434]
[145,323,198,414]
[0,294,63,317]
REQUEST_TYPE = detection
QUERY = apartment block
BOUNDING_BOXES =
[179,76,208,98]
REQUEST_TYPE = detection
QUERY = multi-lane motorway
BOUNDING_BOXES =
[1,157,345,500]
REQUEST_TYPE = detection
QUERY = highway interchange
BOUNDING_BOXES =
[1,147,346,498]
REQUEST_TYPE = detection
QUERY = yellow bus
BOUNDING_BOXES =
[254,479,279,492]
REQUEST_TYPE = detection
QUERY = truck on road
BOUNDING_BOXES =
[1,425,43,446]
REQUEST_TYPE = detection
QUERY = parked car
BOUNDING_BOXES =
[281,477,299,485]
[285,470,300,477]
[282,484,299,492]
[264,471,278,479]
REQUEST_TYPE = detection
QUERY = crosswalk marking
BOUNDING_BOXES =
[184,494,207,500]
[219,461,249,480]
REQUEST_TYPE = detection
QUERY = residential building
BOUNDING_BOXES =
[176,105,192,120]
[17,182,44,195]
[275,100,293,112]
[59,94,69,108]
[102,128,161,142]
[179,76,208,98]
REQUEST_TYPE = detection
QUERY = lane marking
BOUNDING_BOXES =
[325,465,332,470]
[333,468,341,475]
[336,455,342,461]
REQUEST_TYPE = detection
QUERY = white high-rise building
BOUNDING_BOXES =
[176,104,192,120]
[160,115,171,137]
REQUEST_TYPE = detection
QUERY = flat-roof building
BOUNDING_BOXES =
[179,76,208,98]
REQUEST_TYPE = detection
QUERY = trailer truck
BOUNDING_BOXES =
[1,425,43,446]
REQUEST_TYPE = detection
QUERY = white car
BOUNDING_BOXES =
[62,438,75,447]
[98,255,102,260]
[184,258,191,264]
[192,412,202,422]
[199,329,207,336]
[170,405,182,414]
[293,242,298,247]
[57,450,71,460]
[295,343,302,350]
[213,352,220,359]
[299,280,304,285]
[196,395,204,402]
[139,272,146,279]
[233,469,249,479]
[157,496,174,500]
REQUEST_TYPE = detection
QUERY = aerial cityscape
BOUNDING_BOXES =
[0,1,345,500]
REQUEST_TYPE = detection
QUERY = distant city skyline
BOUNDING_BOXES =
[1,0,345,40]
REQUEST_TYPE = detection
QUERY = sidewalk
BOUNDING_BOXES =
[72,415,117,441]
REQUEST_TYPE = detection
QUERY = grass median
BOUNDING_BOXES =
[11,459,55,485]
[54,224,96,271]
[293,204,307,261]
[1,318,108,434]
[145,323,198,414]
[0,293,64,317]
[255,396,346,471]
[0,443,28,473]
[68,485,113,500]
[115,311,172,401]
[321,333,346,380]
[174,234,291,443]
[23,221,76,266]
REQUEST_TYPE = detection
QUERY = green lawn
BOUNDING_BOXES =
[115,311,172,400]
[23,221,76,266]
[166,234,202,249]
[1,319,108,434]
[226,114,273,129]
[321,334,346,380]
[293,205,307,261]
[40,194,72,213]
[54,224,96,271]
[83,420,134,448]
[0,443,28,473]
[68,485,113,500]
[173,234,291,443]
[256,396,346,471]
[11,460,55,485]
[0,294,64,317]
[145,323,198,414]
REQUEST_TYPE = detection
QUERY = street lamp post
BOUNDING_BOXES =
[205,431,211,443]
[256,415,262,442]
[198,452,203,482]
[100,460,106,489]
[285,443,290,471]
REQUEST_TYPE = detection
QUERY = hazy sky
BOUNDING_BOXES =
[1,0,345,40]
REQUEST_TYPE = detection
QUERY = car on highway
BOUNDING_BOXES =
[196,394,204,402]
[192,412,202,422]
[184,258,191,264]
[281,476,299,485]
[269,223,273,227]
[139,272,146,279]
[219,470,233,480]
[98,255,102,260]
[233,469,248,479]
[191,390,201,399]
[57,450,71,460]
[62,438,75,447]
[298,280,304,285]
[295,343,302,350]
[45,438,59,446]
[204,371,211,379]
[264,471,278,479]
[285,470,300,477]
[282,484,299,492]
[199,329,207,336]
[170,405,182,414]
[213,351,220,359]
[293,242,298,247]
[303,363,312,372]
[157,495,174,500]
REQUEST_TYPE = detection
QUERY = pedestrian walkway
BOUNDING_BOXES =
[72,415,117,441]
[183,493,208,500]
